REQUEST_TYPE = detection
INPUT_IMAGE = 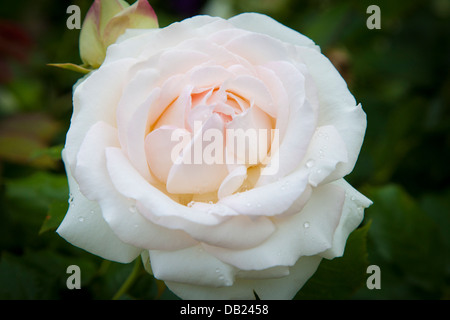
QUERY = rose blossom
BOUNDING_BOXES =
[57,13,372,299]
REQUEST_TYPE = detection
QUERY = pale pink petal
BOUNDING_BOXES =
[57,150,141,263]
[228,13,320,51]
[295,46,367,180]
[166,114,229,194]
[218,167,309,217]
[145,126,190,183]
[225,106,273,166]
[320,179,373,259]
[205,183,345,270]
[65,59,135,172]
[218,165,247,199]
[302,125,349,187]
[74,121,197,251]
[224,32,290,66]
[165,255,322,300]
[106,147,276,249]
[149,245,237,287]
[223,75,277,117]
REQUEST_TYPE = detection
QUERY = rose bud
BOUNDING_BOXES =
[80,0,158,68]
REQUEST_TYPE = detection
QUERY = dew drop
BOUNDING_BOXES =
[303,221,310,229]
[351,196,356,201]
[218,275,224,281]
[246,202,251,207]
[68,193,74,204]
[215,268,220,273]
[78,216,85,223]
[306,159,315,168]
[129,205,137,213]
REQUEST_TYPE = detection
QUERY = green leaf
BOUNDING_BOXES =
[355,185,448,299]
[295,222,371,300]
[0,250,98,299]
[47,63,93,74]
[39,200,68,235]
[5,172,68,211]
[31,144,64,162]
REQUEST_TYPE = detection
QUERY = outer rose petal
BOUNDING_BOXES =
[294,46,367,181]
[164,255,322,300]
[320,179,373,259]
[149,245,237,287]
[57,150,141,263]
[74,121,198,251]
[205,183,345,270]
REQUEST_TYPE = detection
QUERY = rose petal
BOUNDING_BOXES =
[165,255,322,300]
[65,59,136,172]
[205,183,344,270]
[224,32,290,67]
[57,150,141,263]
[218,165,247,199]
[223,74,277,118]
[166,114,229,194]
[145,126,189,183]
[225,106,273,166]
[106,146,276,249]
[320,179,373,259]
[74,121,197,250]
[149,245,236,287]
[228,12,320,51]
[295,46,367,180]
[218,167,309,217]
[302,125,349,187]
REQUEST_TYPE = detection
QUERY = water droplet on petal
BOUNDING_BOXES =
[129,205,137,213]
[303,221,310,229]
[246,202,251,207]
[351,196,356,201]
[78,216,85,223]
[306,159,315,168]
[215,268,220,273]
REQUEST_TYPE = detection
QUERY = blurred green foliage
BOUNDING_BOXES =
[0,0,449,300]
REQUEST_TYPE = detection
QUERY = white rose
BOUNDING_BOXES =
[57,13,372,300]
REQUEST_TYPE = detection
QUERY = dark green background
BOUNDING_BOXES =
[0,0,449,300]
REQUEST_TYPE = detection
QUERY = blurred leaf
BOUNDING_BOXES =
[31,144,64,161]
[0,249,98,299]
[295,222,371,299]
[0,113,62,168]
[0,134,56,168]
[5,171,68,210]
[39,199,68,234]
[420,190,450,275]
[0,113,61,143]
[359,185,447,298]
